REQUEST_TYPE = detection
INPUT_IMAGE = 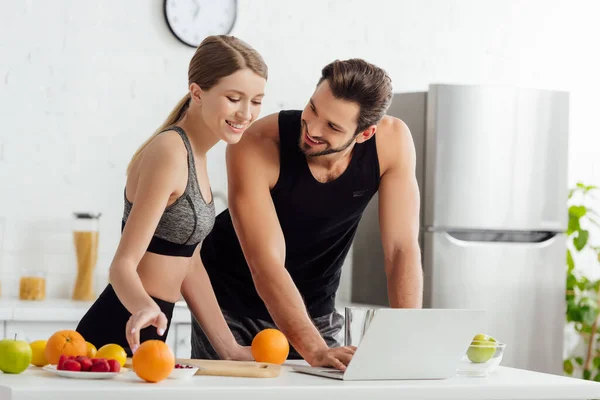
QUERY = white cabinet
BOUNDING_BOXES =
[0,322,5,339]
[174,323,192,359]
[5,321,78,342]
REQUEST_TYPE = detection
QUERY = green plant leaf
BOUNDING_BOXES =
[594,357,600,369]
[567,249,575,272]
[594,373,600,382]
[570,205,588,218]
[581,305,599,326]
[575,230,589,251]
[567,273,577,291]
[568,214,581,235]
[567,307,582,323]
[584,369,591,380]
[576,357,584,366]
[564,359,574,375]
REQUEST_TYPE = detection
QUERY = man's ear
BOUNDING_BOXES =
[189,83,204,104]
[355,125,377,144]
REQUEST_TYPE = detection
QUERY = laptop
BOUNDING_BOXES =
[292,308,486,381]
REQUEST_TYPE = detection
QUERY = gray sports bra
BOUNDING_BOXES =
[121,126,215,257]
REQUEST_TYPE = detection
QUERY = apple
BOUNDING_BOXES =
[466,333,498,363]
[0,338,32,374]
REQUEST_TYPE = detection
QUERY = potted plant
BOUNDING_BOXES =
[564,182,600,380]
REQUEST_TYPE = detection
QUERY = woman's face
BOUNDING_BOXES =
[197,68,267,144]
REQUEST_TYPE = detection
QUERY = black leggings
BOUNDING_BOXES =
[76,284,175,357]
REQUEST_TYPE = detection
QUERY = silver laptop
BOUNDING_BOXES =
[292,308,486,380]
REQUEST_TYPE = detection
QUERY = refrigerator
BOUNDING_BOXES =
[351,84,569,375]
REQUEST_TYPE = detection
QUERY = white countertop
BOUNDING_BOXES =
[0,299,192,324]
[1,362,599,400]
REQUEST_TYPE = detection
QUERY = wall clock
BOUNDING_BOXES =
[164,0,238,48]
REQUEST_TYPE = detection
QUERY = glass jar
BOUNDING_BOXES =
[19,269,47,301]
[72,212,101,301]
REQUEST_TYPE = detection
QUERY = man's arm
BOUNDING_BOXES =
[378,119,423,308]
[180,246,251,360]
[226,114,355,370]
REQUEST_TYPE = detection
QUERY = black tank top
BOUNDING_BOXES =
[201,110,381,321]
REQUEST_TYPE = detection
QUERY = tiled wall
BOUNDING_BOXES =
[1,0,599,299]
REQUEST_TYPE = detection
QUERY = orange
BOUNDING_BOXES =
[96,343,127,367]
[251,329,289,364]
[132,340,174,383]
[45,330,87,365]
[86,342,97,358]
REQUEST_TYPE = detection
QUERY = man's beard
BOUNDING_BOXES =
[299,121,356,157]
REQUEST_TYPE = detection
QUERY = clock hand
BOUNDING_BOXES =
[193,0,200,18]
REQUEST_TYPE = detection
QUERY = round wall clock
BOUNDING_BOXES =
[164,0,238,48]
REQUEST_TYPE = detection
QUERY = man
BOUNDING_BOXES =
[189,59,423,370]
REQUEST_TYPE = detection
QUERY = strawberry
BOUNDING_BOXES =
[57,354,69,370]
[107,359,120,373]
[75,356,88,364]
[80,358,93,372]
[62,360,82,372]
[91,359,110,373]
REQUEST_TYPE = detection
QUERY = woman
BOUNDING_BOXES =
[76,35,268,359]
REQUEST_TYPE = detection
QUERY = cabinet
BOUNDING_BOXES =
[0,300,193,357]
[5,321,79,342]
[174,323,192,359]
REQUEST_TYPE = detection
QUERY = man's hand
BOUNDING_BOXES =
[307,346,357,371]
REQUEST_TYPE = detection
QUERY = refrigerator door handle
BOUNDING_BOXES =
[439,230,559,246]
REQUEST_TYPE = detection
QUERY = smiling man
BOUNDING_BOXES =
[188,59,423,370]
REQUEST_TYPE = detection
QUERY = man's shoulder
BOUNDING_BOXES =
[375,116,415,173]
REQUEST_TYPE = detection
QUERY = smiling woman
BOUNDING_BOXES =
[74,35,268,362]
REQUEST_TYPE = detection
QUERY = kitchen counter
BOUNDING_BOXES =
[1,362,600,400]
[0,299,192,323]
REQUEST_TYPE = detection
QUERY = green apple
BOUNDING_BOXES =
[0,338,32,374]
[472,333,497,343]
[466,333,497,363]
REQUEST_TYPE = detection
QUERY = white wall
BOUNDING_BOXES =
[0,0,599,300]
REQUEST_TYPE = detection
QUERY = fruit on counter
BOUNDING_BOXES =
[107,359,121,372]
[30,340,49,367]
[472,333,497,343]
[56,355,121,373]
[251,328,289,365]
[0,337,32,374]
[86,342,97,358]
[62,359,82,372]
[174,364,195,369]
[45,330,87,365]
[96,343,127,367]
[91,359,111,373]
[132,340,175,383]
[466,333,498,363]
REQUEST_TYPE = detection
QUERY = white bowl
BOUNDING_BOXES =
[168,366,199,380]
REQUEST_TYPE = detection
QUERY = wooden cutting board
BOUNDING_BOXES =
[125,358,281,378]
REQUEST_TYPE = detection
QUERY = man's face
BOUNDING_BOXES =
[299,81,361,157]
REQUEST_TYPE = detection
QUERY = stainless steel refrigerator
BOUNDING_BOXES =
[351,84,569,375]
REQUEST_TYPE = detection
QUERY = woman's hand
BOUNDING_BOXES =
[125,305,168,353]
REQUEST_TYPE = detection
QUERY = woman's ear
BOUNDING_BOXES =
[189,83,203,104]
